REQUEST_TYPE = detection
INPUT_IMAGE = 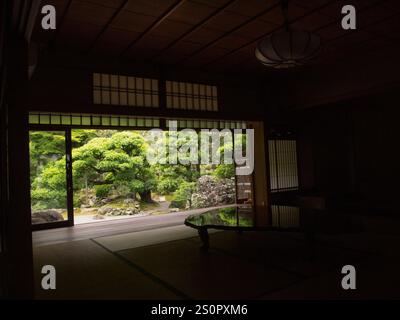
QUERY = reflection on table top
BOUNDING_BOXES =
[184,205,364,235]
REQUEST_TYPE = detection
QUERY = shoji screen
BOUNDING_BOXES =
[93,73,159,107]
[269,139,299,192]
[166,81,218,111]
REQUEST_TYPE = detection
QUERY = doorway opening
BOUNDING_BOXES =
[29,115,254,230]
[29,130,73,228]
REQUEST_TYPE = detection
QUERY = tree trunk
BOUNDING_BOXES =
[139,190,153,203]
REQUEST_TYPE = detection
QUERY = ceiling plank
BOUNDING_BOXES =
[314,0,390,33]
[148,0,238,62]
[326,11,400,46]
[211,0,391,70]
[119,0,186,57]
[204,0,339,67]
[177,1,281,64]
[87,0,130,52]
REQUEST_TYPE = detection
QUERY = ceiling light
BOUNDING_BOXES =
[255,0,321,68]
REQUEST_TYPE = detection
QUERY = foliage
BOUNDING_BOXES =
[30,129,237,211]
[30,157,67,210]
[152,163,199,194]
[156,177,181,194]
[213,164,235,179]
[29,131,65,183]
[94,184,112,198]
[71,131,156,200]
[71,129,99,147]
[170,181,197,209]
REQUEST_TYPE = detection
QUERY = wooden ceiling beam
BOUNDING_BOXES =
[119,0,186,57]
[314,0,390,33]
[229,0,394,71]
[87,0,130,52]
[148,0,239,62]
[317,0,396,45]
[177,1,281,64]
[210,0,392,71]
[204,0,339,67]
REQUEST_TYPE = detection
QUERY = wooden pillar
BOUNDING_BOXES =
[251,121,269,224]
[0,0,6,298]
[0,0,41,298]
[2,36,34,298]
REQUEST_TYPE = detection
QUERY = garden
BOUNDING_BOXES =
[29,129,237,224]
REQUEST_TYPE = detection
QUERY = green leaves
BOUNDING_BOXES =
[213,164,235,179]
[94,184,112,198]
[170,181,197,209]
[30,129,237,210]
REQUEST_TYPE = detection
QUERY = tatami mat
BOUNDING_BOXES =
[317,232,400,257]
[33,239,179,300]
[261,257,400,300]
[94,225,202,252]
[118,238,301,299]
[197,231,367,277]
[33,222,400,299]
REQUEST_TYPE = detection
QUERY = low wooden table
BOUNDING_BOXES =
[184,205,364,257]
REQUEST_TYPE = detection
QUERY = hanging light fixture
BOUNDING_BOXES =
[255,0,321,68]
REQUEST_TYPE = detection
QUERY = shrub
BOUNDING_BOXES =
[157,178,180,195]
[213,164,235,179]
[94,184,112,198]
[170,181,197,209]
[31,188,67,210]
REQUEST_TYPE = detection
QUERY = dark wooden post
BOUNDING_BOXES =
[0,0,36,298]
[3,36,34,299]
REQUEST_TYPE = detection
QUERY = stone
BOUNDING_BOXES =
[98,206,113,215]
[31,210,64,223]
[191,175,235,209]
[100,198,111,205]
[98,205,141,216]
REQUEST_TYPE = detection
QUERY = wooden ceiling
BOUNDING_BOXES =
[32,0,400,73]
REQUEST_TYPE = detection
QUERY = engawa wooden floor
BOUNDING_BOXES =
[33,214,400,299]
[32,206,231,247]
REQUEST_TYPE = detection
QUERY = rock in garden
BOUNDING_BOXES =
[191,175,235,209]
[31,210,64,223]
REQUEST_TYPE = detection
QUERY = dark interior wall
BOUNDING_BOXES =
[279,46,400,110]
[28,51,269,120]
[29,65,91,110]
[276,45,400,212]
[351,94,400,203]
[295,90,400,212]
[297,106,353,194]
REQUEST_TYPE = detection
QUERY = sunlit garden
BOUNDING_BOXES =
[29,129,237,224]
